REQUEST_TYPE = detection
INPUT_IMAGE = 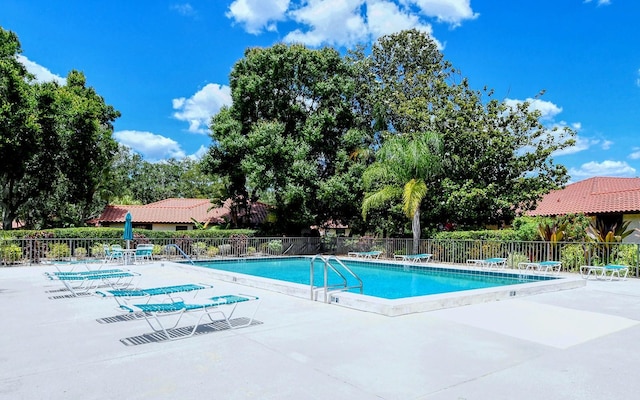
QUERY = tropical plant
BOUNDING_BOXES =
[586,218,635,264]
[538,219,568,260]
[362,133,443,253]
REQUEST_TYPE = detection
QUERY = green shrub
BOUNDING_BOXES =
[91,243,106,258]
[267,239,283,254]
[74,247,87,258]
[48,243,71,260]
[560,244,587,272]
[206,245,220,257]
[1,243,22,264]
[192,242,207,256]
[507,252,528,269]
[612,244,638,267]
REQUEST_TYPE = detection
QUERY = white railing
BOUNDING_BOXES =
[1,236,638,277]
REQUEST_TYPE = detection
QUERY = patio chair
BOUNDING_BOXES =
[517,261,562,275]
[104,245,124,263]
[467,257,507,269]
[46,268,128,278]
[134,244,154,263]
[347,251,382,259]
[466,257,507,269]
[581,264,629,281]
[121,294,261,340]
[46,270,140,297]
[603,264,629,280]
[96,283,214,308]
[580,264,629,281]
[393,253,432,263]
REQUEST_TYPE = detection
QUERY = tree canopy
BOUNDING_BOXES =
[205,29,575,236]
[205,44,371,234]
[1,27,121,229]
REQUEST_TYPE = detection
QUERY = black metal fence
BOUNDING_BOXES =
[1,236,638,277]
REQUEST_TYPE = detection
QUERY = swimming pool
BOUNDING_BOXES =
[186,257,585,315]
[192,257,553,298]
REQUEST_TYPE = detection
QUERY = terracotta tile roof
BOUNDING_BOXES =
[528,177,640,216]
[96,198,269,225]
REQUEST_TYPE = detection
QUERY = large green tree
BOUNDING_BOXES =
[205,44,370,233]
[0,28,53,230]
[1,27,121,229]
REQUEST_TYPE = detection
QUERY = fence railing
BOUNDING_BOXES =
[1,236,638,277]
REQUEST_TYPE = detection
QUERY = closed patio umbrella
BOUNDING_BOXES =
[123,211,133,250]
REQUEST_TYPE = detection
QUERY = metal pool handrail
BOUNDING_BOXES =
[310,254,363,303]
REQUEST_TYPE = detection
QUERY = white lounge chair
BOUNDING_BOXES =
[517,261,562,275]
[347,251,382,259]
[122,294,261,340]
[581,264,629,281]
[394,253,432,263]
[467,257,507,269]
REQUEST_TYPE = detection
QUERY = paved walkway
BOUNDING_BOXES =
[1,262,639,399]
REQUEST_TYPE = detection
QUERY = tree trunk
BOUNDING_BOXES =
[412,208,420,254]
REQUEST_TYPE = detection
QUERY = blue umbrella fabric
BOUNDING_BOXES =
[123,211,133,248]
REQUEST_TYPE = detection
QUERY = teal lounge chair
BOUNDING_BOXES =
[394,253,432,263]
[466,257,507,269]
[122,294,261,340]
[96,283,214,307]
[347,251,382,259]
[517,261,562,275]
[603,264,629,280]
[47,270,140,297]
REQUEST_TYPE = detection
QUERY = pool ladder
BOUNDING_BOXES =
[310,254,363,303]
[165,244,194,264]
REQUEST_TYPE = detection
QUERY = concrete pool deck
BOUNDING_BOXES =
[2,261,640,399]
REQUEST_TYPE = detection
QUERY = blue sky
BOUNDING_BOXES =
[2,0,639,182]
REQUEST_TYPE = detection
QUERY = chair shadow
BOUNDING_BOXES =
[119,318,263,346]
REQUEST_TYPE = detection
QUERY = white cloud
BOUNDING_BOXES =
[227,0,476,47]
[505,97,563,120]
[16,55,66,85]
[583,0,611,6]
[227,0,290,34]
[366,0,436,44]
[172,83,232,134]
[114,130,187,161]
[569,160,636,179]
[171,3,197,17]
[285,0,368,46]
[409,0,479,27]
[629,148,640,160]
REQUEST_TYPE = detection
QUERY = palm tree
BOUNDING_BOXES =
[361,132,443,253]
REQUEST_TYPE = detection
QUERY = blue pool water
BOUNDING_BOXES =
[193,257,556,299]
